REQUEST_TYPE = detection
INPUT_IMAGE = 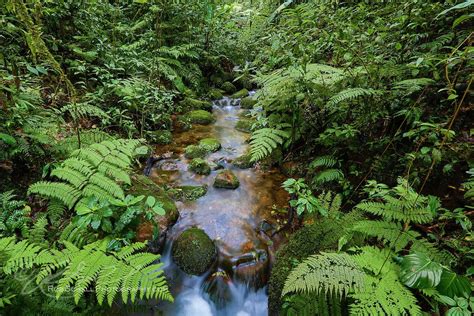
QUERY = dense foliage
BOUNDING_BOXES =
[1,0,472,314]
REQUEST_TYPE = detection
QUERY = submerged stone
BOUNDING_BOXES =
[199,138,221,152]
[168,185,208,201]
[172,228,217,276]
[184,110,215,125]
[220,81,236,94]
[213,170,240,189]
[231,88,249,99]
[232,249,269,290]
[184,144,208,159]
[203,270,232,309]
[188,158,211,175]
[240,96,258,109]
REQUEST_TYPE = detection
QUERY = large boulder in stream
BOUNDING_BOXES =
[208,88,224,100]
[199,138,221,152]
[172,228,217,276]
[232,152,254,169]
[188,158,211,175]
[235,118,255,133]
[220,81,237,94]
[213,170,240,189]
[184,110,215,125]
[184,144,208,159]
[240,96,258,109]
[179,97,213,112]
[231,88,249,99]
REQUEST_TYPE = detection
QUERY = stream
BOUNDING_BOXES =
[148,94,288,315]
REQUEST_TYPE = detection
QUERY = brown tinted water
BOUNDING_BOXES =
[151,96,288,315]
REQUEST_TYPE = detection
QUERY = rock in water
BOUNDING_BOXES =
[199,138,221,152]
[172,228,217,276]
[188,158,211,175]
[213,170,240,189]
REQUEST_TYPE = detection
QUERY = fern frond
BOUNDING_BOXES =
[313,169,344,185]
[250,128,289,161]
[327,88,382,107]
[28,182,82,209]
[309,155,338,169]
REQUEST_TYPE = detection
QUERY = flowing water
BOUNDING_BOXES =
[148,95,288,315]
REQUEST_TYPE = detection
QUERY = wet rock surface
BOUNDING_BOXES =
[213,170,240,189]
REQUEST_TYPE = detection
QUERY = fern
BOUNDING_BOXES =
[28,216,48,246]
[283,247,421,316]
[309,155,344,186]
[1,237,172,306]
[28,139,141,210]
[0,191,30,237]
[250,128,289,161]
[327,88,382,107]
[309,155,338,169]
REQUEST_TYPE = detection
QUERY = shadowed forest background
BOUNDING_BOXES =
[0,0,473,315]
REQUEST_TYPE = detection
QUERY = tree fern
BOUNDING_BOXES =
[327,88,383,107]
[28,139,141,209]
[250,128,289,161]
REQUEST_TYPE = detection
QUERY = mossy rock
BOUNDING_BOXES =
[268,212,364,314]
[184,145,209,159]
[188,158,211,175]
[208,88,224,100]
[168,185,208,201]
[128,175,177,217]
[172,228,217,275]
[180,97,213,112]
[240,97,258,109]
[199,138,221,152]
[149,130,172,145]
[213,170,239,189]
[210,74,224,86]
[235,118,255,133]
[232,153,254,169]
[220,81,237,94]
[231,88,249,99]
[184,110,215,125]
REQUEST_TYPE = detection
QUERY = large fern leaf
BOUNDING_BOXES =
[250,128,289,162]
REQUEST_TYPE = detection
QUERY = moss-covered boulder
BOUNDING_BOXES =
[149,130,172,145]
[199,138,221,152]
[268,212,364,314]
[232,153,254,169]
[213,170,239,189]
[184,110,215,125]
[220,81,236,94]
[235,118,255,133]
[172,228,217,275]
[231,88,249,99]
[184,145,208,159]
[188,158,211,175]
[208,88,224,100]
[168,185,208,201]
[180,97,213,112]
[240,96,258,109]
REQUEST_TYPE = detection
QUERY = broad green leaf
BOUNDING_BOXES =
[400,253,443,288]
[436,270,472,298]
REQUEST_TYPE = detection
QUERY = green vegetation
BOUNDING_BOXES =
[1,0,472,314]
[172,228,217,276]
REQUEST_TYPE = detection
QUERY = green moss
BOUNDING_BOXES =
[172,228,217,275]
[268,212,364,314]
[213,170,240,189]
[188,158,211,175]
[199,138,221,152]
[149,130,172,145]
[180,97,213,112]
[184,110,215,125]
[232,153,254,169]
[235,118,255,133]
[184,145,208,159]
[240,96,258,109]
[208,88,224,100]
[231,88,249,99]
[220,81,237,94]
[168,185,208,201]
[128,175,178,221]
